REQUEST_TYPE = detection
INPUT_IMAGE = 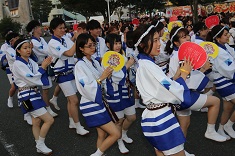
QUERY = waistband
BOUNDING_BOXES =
[55,69,73,76]
[146,103,169,110]
[18,86,38,92]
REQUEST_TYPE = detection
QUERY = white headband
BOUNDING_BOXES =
[134,25,154,47]
[155,21,160,27]
[170,27,184,48]
[213,26,225,39]
[15,40,30,51]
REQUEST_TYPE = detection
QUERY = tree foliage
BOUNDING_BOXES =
[60,0,165,21]
[0,17,21,38]
[31,0,52,23]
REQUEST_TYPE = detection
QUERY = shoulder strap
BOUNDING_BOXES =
[51,58,59,67]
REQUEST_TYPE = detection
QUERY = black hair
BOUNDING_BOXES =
[120,24,131,33]
[231,21,235,28]
[86,20,101,31]
[185,25,193,29]
[151,20,164,34]
[75,33,96,59]
[78,22,87,30]
[126,30,134,48]
[105,33,123,54]
[3,28,13,38]
[193,22,207,35]
[206,25,229,43]
[132,24,157,55]
[49,17,66,34]
[26,20,40,32]
[5,32,19,43]
[165,27,189,55]
[13,38,29,56]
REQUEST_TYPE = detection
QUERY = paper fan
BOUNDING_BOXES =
[102,51,125,72]
[199,42,219,59]
[168,21,183,32]
[178,42,207,69]
[205,15,219,29]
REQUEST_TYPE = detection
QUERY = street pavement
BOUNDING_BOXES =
[0,38,235,155]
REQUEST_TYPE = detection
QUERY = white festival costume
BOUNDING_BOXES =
[210,43,235,100]
[168,48,209,110]
[12,57,49,114]
[74,57,111,127]
[136,53,191,155]
[48,35,75,84]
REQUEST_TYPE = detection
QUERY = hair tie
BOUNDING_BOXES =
[213,26,225,39]
[170,27,183,48]
[134,25,154,47]
[15,40,30,51]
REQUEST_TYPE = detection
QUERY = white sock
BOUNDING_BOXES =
[39,136,45,142]
[46,106,51,111]
[205,89,214,96]
[218,124,224,131]
[122,130,127,136]
[75,122,82,128]
[8,96,13,100]
[52,95,58,100]
[206,124,216,133]
[93,148,103,156]
[226,120,234,127]
[69,117,74,124]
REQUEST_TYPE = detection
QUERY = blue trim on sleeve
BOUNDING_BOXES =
[38,67,46,74]
[196,76,209,91]
[175,77,191,108]
[38,67,49,86]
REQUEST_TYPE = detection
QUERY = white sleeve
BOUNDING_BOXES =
[74,63,101,102]
[12,62,46,86]
[48,41,69,60]
[136,60,190,105]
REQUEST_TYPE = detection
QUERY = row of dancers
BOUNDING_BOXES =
[1,15,235,156]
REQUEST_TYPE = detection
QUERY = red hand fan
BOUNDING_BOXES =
[178,42,207,69]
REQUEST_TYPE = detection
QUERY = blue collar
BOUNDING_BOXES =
[16,56,28,65]
[137,53,155,63]
[217,43,227,51]
[31,36,40,42]
[173,46,179,51]
[52,35,65,44]
[195,35,204,41]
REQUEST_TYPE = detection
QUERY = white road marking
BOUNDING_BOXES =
[0,131,19,156]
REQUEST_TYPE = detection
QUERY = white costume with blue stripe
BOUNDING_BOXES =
[5,47,16,72]
[210,43,235,100]
[168,47,209,110]
[104,54,134,115]
[12,57,49,114]
[74,57,111,127]
[92,37,108,62]
[155,39,169,74]
[48,35,75,84]
[136,53,191,155]
[31,37,49,65]
[1,42,12,79]
[31,36,53,89]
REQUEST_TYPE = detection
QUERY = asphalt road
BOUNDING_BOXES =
[0,37,235,156]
